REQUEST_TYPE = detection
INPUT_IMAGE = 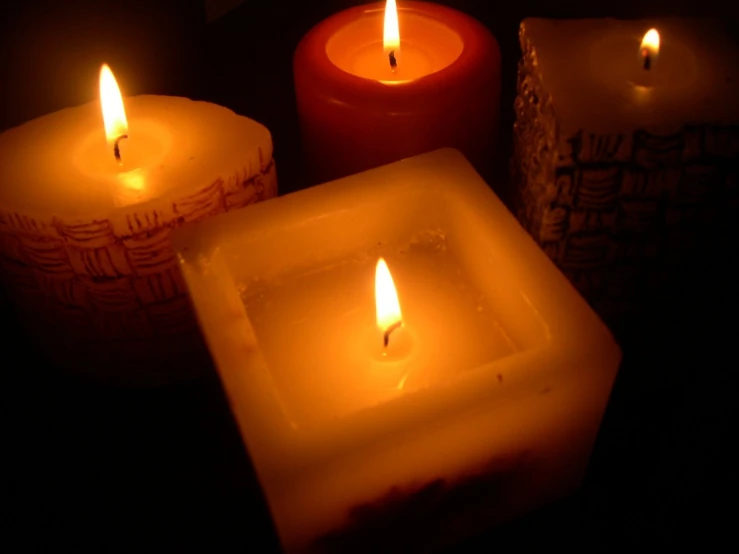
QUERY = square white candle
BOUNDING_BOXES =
[173,149,621,553]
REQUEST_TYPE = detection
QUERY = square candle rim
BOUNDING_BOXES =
[174,148,621,467]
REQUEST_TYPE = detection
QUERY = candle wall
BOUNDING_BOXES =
[174,149,621,553]
[512,18,739,320]
[0,96,276,384]
[294,1,500,185]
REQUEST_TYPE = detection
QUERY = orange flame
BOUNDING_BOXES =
[383,0,400,54]
[99,64,128,143]
[375,258,402,332]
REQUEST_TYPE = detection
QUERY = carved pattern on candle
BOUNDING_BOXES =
[0,157,277,371]
[512,21,739,320]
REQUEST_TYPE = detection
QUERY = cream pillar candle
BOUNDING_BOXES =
[0,65,276,385]
[512,18,739,320]
[174,149,621,553]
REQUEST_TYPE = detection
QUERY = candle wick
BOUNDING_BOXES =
[113,134,129,164]
[383,320,402,347]
[641,49,651,71]
[389,51,397,71]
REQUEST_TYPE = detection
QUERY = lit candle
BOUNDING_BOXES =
[512,17,739,320]
[0,64,277,384]
[240,244,517,426]
[174,149,621,552]
[294,0,501,185]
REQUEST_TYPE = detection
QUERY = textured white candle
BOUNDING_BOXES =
[513,17,739,320]
[0,94,276,384]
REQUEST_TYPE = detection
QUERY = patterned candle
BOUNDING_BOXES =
[512,18,739,320]
[0,66,276,384]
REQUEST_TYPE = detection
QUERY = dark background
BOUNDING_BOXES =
[2,1,737,551]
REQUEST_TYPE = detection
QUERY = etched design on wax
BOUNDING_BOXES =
[122,227,177,275]
[0,159,278,374]
[83,276,138,312]
[540,204,569,243]
[511,19,739,320]
[621,168,680,197]
[37,273,89,307]
[223,160,278,210]
[632,130,684,168]
[572,166,621,229]
[132,267,188,305]
[172,178,225,222]
[67,244,132,278]
[17,235,73,277]
[54,218,132,277]
[567,130,631,164]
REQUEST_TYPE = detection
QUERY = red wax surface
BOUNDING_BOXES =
[294,2,501,185]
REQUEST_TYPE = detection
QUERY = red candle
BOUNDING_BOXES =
[294,0,501,185]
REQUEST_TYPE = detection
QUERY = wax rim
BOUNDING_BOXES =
[294,1,500,98]
[325,10,464,83]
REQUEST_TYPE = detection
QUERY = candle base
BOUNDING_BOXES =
[314,451,534,554]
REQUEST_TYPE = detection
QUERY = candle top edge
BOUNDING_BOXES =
[0,95,273,218]
[520,17,739,134]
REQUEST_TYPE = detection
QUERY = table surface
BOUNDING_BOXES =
[2,1,736,551]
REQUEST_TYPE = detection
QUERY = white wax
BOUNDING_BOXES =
[0,95,275,383]
[175,149,621,552]
[0,95,271,215]
[523,18,739,134]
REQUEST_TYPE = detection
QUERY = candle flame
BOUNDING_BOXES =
[383,0,400,53]
[99,64,128,143]
[375,258,402,332]
[640,28,660,59]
